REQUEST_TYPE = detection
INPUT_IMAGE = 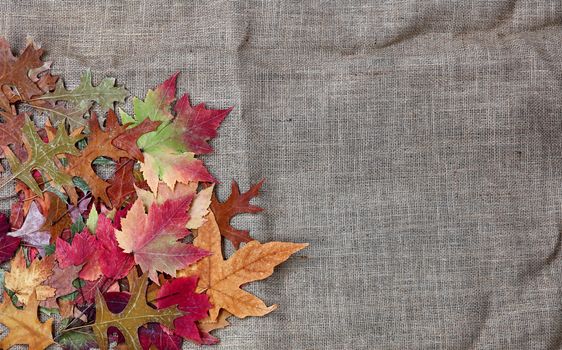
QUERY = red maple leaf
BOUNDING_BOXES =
[56,229,97,269]
[155,276,212,344]
[0,212,20,264]
[56,214,134,281]
[174,93,232,154]
[116,196,210,282]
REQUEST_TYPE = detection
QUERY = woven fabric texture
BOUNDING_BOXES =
[1,1,562,349]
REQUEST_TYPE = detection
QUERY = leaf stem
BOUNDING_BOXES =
[52,193,91,226]
[22,102,88,127]
[54,258,132,338]
[56,323,95,334]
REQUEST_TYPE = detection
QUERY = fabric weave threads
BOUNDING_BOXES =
[1,1,562,349]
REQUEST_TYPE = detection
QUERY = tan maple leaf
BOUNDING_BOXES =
[4,249,56,304]
[0,289,55,349]
[198,310,232,333]
[178,211,307,320]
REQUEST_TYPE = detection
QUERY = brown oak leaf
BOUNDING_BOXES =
[107,158,137,209]
[0,113,26,159]
[0,37,45,113]
[65,110,157,207]
[210,179,264,248]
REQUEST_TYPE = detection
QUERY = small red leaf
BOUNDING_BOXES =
[56,229,97,269]
[0,212,20,264]
[56,215,134,281]
[175,93,232,154]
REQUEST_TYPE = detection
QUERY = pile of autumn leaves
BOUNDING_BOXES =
[0,38,306,349]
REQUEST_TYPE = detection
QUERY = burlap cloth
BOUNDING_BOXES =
[1,1,562,349]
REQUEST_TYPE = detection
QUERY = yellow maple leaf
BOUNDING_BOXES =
[4,249,56,304]
[140,150,214,194]
[136,181,197,207]
[187,185,214,229]
[0,290,55,349]
[178,212,307,320]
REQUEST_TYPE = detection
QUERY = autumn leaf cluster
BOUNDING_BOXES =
[0,38,307,349]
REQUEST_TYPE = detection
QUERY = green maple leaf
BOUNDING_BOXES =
[120,72,185,155]
[92,271,182,350]
[122,107,184,154]
[31,69,128,130]
[140,149,214,193]
[2,120,84,196]
[120,73,215,192]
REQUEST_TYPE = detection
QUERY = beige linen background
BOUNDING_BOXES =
[1,1,562,349]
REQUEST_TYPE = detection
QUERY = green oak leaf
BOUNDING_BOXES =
[32,69,128,130]
[2,120,84,196]
[92,271,182,350]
